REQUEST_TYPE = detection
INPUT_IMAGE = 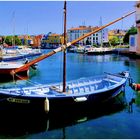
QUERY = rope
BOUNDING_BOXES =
[15,73,43,87]
[12,72,18,88]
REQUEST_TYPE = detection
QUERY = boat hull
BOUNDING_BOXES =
[87,50,113,55]
[48,84,125,113]
[0,94,45,113]
[0,67,28,74]
[0,83,125,114]
[0,67,29,81]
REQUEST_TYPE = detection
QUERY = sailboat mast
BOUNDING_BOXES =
[63,0,67,92]
[12,11,15,47]
[100,16,103,47]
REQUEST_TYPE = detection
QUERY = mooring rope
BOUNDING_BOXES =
[15,73,43,87]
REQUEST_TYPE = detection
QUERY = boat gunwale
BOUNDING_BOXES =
[0,73,128,98]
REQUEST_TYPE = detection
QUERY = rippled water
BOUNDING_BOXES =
[0,50,140,139]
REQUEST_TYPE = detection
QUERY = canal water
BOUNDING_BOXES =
[0,49,140,139]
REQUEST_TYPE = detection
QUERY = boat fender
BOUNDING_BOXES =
[74,97,87,102]
[31,64,37,70]
[24,58,29,64]
[132,83,140,91]
[44,98,49,113]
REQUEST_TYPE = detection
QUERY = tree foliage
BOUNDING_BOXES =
[4,36,22,46]
[109,36,119,46]
[5,36,13,46]
[15,36,22,45]
[123,26,137,44]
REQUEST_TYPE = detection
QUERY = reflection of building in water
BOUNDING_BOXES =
[135,93,140,108]
[129,1,140,54]
[124,58,140,83]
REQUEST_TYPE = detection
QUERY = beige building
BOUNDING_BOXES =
[136,1,140,54]
[41,33,63,48]
[108,30,126,44]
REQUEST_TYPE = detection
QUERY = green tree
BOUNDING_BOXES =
[15,36,22,45]
[5,36,13,46]
[24,39,28,45]
[123,26,137,44]
[5,36,22,46]
[109,36,119,46]
[0,36,4,45]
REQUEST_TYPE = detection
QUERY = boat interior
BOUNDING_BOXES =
[2,74,123,96]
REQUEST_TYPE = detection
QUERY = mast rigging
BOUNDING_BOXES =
[63,0,67,92]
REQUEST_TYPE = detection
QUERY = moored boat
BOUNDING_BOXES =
[87,47,113,55]
[0,71,129,113]
[1,48,42,61]
[0,61,29,75]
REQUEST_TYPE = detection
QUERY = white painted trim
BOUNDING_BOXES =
[53,47,62,53]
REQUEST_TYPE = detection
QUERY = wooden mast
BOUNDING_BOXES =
[10,10,136,75]
[63,0,67,92]
[12,11,16,47]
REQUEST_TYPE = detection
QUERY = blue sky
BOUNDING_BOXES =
[0,1,136,35]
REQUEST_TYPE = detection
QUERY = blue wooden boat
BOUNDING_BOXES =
[0,71,129,113]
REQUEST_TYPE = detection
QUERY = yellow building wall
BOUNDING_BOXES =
[108,31,125,42]
[45,36,61,44]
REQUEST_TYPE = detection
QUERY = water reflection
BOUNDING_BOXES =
[124,58,140,83]
[134,92,140,109]
[47,92,127,131]
[0,92,127,138]
[70,54,129,63]
[0,53,130,87]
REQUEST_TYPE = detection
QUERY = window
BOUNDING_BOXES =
[130,36,135,47]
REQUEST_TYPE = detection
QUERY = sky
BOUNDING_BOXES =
[0,1,136,35]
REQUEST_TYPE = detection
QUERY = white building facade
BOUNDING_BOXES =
[67,26,108,46]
